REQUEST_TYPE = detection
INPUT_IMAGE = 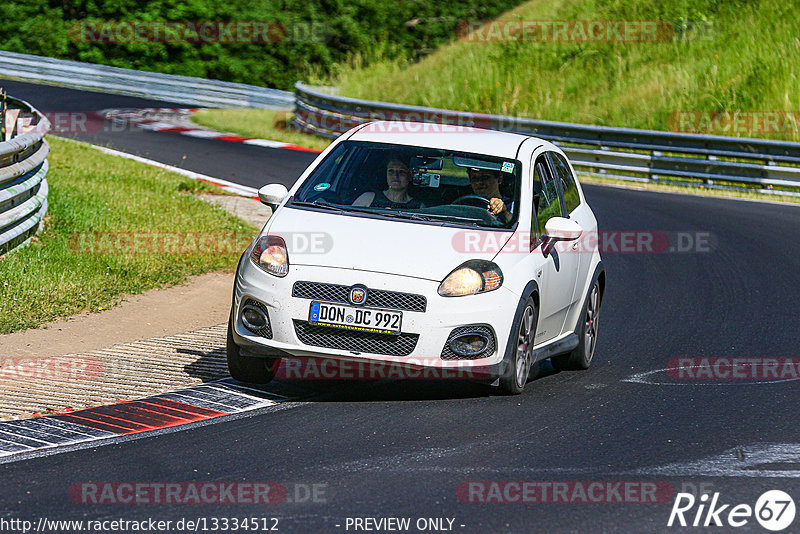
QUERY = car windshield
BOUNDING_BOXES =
[290,141,521,229]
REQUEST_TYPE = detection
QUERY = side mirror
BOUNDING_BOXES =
[258,184,288,210]
[545,217,582,241]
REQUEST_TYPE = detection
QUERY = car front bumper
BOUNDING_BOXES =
[231,257,520,379]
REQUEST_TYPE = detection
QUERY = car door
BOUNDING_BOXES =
[530,152,580,344]
[546,151,594,336]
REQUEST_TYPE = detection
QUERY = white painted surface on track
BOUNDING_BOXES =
[135,121,177,131]
[623,365,800,386]
[100,107,299,150]
[630,443,800,478]
[180,130,226,138]
[243,139,295,148]
[321,443,800,479]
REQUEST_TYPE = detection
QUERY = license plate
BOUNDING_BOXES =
[308,301,402,335]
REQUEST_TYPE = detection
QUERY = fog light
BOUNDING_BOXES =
[242,305,267,331]
[449,334,489,357]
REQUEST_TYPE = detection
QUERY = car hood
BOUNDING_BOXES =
[267,206,513,281]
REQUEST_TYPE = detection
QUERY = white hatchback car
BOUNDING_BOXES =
[228,122,604,394]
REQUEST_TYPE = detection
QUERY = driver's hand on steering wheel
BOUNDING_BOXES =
[488,197,512,223]
[488,197,505,215]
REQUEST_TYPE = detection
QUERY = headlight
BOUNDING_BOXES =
[251,234,289,277]
[438,260,503,297]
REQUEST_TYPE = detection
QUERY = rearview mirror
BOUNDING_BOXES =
[258,184,288,210]
[545,217,583,241]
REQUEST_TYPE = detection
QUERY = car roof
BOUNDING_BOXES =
[347,121,547,159]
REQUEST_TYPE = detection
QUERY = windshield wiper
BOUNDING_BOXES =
[292,201,488,226]
[292,200,410,219]
[291,199,346,212]
[381,211,435,222]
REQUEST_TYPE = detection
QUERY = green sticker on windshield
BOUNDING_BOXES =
[501,162,515,173]
[314,183,331,191]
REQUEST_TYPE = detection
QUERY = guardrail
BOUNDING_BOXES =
[0,51,293,109]
[293,83,800,195]
[0,94,50,254]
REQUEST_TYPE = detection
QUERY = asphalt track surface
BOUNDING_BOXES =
[2,80,317,188]
[2,80,800,533]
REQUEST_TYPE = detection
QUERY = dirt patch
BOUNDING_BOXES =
[197,194,271,229]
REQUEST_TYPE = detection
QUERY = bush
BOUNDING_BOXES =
[0,0,524,90]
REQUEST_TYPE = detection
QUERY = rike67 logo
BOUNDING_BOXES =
[668,490,796,531]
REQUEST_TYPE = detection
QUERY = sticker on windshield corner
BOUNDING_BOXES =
[314,183,331,191]
[501,162,515,173]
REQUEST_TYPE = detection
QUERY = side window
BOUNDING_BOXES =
[547,152,581,215]
[532,155,563,241]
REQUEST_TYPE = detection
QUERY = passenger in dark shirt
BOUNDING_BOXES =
[353,157,421,209]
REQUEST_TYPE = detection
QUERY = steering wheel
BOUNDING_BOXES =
[452,195,502,223]
[453,194,492,207]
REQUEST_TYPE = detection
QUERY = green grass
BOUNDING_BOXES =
[175,177,236,195]
[331,0,800,142]
[0,137,257,334]
[196,0,800,144]
[191,109,331,151]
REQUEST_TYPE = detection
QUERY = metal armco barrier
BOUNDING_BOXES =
[0,96,50,254]
[0,51,293,109]
[293,82,800,194]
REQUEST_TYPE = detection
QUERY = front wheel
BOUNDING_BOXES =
[498,298,538,395]
[226,319,280,384]
[552,279,601,371]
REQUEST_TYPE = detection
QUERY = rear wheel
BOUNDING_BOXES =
[499,298,538,395]
[552,280,600,371]
[226,318,280,384]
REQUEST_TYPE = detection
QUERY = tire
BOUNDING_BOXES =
[552,279,601,371]
[226,318,280,384]
[498,297,538,395]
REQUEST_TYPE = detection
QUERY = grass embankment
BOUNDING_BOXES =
[192,0,800,203]
[333,0,800,141]
[195,0,800,145]
[0,137,256,334]
[191,109,331,151]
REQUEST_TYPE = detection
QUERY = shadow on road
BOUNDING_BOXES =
[214,358,562,403]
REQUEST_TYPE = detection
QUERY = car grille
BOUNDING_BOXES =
[440,325,496,360]
[241,299,273,339]
[292,281,427,312]
[293,320,419,356]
